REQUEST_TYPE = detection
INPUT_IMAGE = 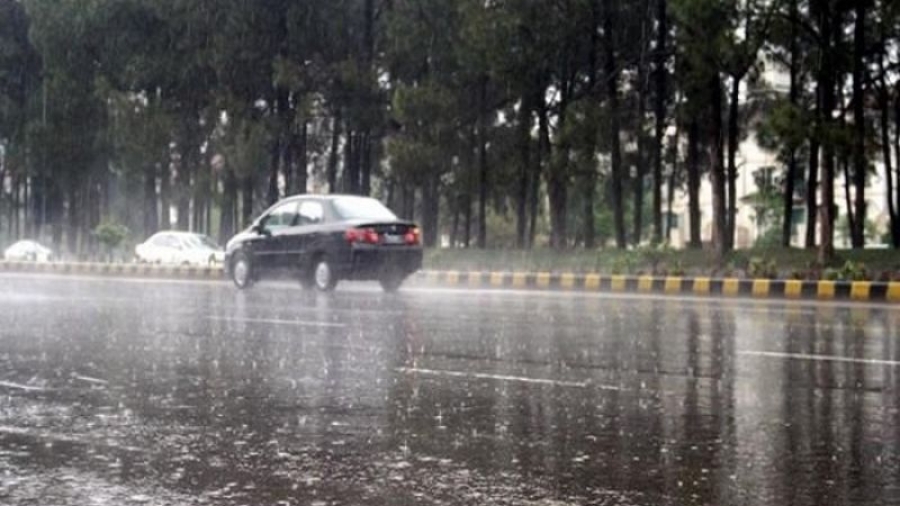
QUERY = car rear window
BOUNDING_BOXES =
[332,197,397,221]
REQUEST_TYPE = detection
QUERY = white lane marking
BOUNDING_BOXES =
[396,367,617,389]
[0,381,47,392]
[72,374,109,385]
[208,316,346,328]
[739,350,900,367]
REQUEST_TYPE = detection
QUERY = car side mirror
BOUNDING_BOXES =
[253,223,271,236]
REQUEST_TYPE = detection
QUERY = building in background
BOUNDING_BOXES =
[664,57,889,249]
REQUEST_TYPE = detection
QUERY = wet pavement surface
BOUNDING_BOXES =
[1,274,899,506]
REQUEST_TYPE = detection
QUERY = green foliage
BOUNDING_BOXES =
[823,261,869,282]
[93,220,129,250]
[748,256,778,279]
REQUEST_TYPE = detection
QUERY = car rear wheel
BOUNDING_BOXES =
[231,251,254,290]
[379,273,405,293]
[313,257,337,292]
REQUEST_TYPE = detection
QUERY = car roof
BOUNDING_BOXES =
[153,231,205,237]
[281,193,379,202]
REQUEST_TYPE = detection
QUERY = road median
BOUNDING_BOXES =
[2,261,898,302]
[414,270,900,303]
[0,261,223,280]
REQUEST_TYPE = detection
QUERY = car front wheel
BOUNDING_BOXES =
[313,257,337,292]
[231,251,254,289]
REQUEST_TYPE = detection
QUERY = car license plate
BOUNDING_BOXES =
[383,234,403,244]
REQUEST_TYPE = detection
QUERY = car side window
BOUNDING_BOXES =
[297,201,324,226]
[263,201,299,232]
[163,236,182,249]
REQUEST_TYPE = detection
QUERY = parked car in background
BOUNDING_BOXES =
[225,194,423,292]
[3,240,53,262]
[135,231,225,266]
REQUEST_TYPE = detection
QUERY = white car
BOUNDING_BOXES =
[3,240,53,262]
[135,231,225,267]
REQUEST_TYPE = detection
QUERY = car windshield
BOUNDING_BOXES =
[332,197,397,221]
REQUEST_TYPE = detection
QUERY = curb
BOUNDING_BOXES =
[415,270,900,303]
[2,262,897,303]
[0,261,223,280]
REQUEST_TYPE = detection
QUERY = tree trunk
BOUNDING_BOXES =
[805,137,819,249]
[548,79,571,250]
[67,186,79,258]
[298,120,308,194]
[12,176,19,240]
[477,78,488,249]
[284,125,295,196]
[843,156,856,245]
[23,176,29,238]
[883,92,898,246]
[651,0,667,244]
[817,1,836,263]
[782,154,797,248]
[582,0,600,249]
[782,1,799,248]
[515,97,531,249]
[220,166,237,245]
[687,120,701,248]
[344,130,359,194]
[463,192,472,248]
[632,0,649,247]
[895,91,900,248]
[605,0,626,249]
[327,112,341,193]
[709,75,727,259]
[665,125,679,243]
[850,2,866,248]
[241,175,254,229]
[878,46,897,247]
[176,155,191,231]
[194,160,207,234]
[143,164,158,238]
[361,131,372,196]
[530,93,547,248]
[450,196,460,247]
[726,76,740,251]
[266,135,281,206]
[421,175,440,247]
[160,162,171,230]
[401,184,414,221]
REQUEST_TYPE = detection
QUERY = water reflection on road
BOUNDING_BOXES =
[0,277,898,505]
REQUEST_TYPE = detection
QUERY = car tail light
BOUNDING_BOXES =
[404,227,420,245]
[345,228,380,245]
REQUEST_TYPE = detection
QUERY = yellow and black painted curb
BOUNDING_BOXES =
[0,261,224,280]
[2,261,898,303]
[415,270,900,303]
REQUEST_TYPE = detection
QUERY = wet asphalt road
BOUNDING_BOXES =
[1,275,899,506]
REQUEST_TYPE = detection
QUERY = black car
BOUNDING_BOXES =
[225,194,423,292]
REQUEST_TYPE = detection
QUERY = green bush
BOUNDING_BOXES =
[824,260,868,281]
[94,220,130,261]
[748,256,778,279]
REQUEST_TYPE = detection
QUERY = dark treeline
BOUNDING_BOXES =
[0,0,898,260]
